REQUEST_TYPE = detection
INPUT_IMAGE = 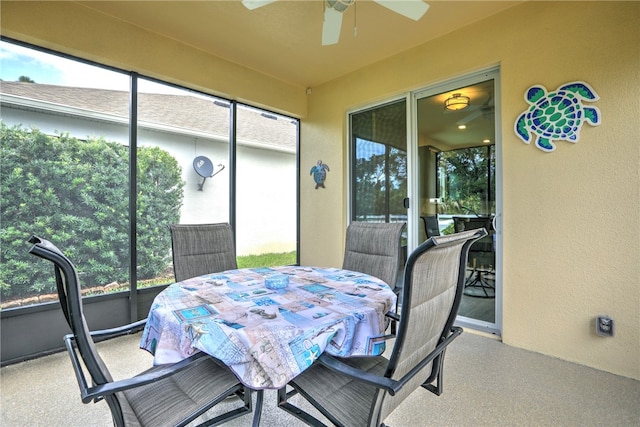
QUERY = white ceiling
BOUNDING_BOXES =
[77,0,522,88]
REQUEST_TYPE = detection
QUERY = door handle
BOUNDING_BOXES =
[403,198,410,209]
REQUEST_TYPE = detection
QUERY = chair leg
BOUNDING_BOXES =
[422,352,446,396]
[463,258,495,298]
[277,387,328,427]
[200,386,253,426]
[252,390,264,427]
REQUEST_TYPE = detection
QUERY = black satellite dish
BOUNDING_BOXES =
[193,156,225,191]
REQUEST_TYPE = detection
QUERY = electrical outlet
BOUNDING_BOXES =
[596,316,614,337]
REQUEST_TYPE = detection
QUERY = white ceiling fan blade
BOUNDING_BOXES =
[456,110,483,126]
[374,0,429,21]
[322,7,344,46]
[241,0,277,10]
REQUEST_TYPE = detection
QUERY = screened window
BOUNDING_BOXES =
[350,100,407,223]
[236,105,298,267]
[0,39,299,309]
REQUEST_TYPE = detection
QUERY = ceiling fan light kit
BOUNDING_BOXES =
[445,93,470,111]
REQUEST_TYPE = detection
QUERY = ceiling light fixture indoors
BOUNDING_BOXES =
[444,93,470,111]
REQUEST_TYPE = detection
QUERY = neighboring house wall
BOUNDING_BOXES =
[0,95,297,256]
[1,1,638,380]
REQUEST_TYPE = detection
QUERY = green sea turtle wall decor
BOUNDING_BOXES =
[310,160,330,189]
[514,81,601,152]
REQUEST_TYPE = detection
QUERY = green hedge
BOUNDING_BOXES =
[0,123,184,300]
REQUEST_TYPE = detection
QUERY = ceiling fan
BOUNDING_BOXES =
[455,95,495,126]
[242,0,430,46]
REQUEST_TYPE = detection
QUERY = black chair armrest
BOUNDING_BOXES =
[89,319,148,340]
[385,311,400,322]
[64,333,209,404]
[317,353,399,394]
[318,326,463,396]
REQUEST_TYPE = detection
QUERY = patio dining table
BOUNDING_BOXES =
[140,265,397,389]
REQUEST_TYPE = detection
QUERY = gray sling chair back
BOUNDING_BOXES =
[277,228,487,427]
[342,221,406,335]
[169,223,238,283]
[28,235,255,427]
[342,221,406,290]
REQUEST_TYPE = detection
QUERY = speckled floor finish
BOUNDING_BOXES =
[2,331,638,426]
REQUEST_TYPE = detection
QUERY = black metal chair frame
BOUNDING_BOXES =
[277,228,487,427]
[453,216,495,298]
[421,215,441,238]
[28,235,259,427]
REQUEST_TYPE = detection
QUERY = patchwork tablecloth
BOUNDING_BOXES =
[140,266,397,389]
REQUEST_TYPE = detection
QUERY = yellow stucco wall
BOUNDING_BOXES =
[301,1,639,380]
[2,1,638,379]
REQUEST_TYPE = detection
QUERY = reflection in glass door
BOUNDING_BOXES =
[415,71,500,333]
[349,99,408,288]
[350,99,408,225]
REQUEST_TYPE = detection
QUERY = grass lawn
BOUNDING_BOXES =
[237,251,297,269]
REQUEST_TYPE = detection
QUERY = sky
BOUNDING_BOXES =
[356,137,385,160]
[0,41,130,90]
[0,39,292,111]
[0,40,193,96]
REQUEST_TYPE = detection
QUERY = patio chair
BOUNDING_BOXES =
[421,215,441,238]
[277,228,487,427]
[342,221,406,333]
[27,235,256,427]
[342,221,406,290]
[453,216,495,298]
[170,223,238,282]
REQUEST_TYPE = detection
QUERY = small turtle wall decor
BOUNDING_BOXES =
[514,81,601,152]
[310,160,330,189]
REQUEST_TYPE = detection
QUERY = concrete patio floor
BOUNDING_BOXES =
[2,331,638,426]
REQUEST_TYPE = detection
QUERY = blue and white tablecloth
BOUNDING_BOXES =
[140,266,396,389]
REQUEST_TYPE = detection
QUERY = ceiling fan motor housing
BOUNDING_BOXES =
[327,0,354,13]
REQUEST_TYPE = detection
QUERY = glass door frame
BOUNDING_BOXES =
[411,67,502,335]
[346,68,502,335]
[346,95,411,225]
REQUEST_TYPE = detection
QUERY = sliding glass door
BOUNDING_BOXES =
[350,99,407,223]
[349,99,408,287]
[414,69,500,334]
[348,69,501,334]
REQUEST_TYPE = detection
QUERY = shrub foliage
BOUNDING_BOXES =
[0,123,184,300]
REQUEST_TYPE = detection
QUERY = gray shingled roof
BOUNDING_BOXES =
[0,81,296,150]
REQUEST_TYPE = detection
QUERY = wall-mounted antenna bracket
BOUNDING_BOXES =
[193,156,225,191]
